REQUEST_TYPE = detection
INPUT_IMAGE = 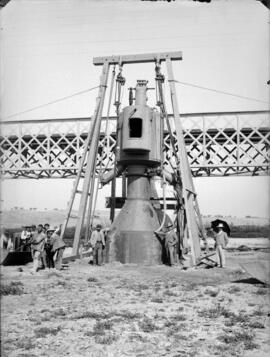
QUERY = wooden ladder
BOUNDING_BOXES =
[60,61,110,256]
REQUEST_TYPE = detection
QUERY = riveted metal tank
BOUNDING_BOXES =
[118,80,162,166]
[106,80,163,264]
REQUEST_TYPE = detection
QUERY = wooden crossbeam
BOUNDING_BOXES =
[93,51,182,66]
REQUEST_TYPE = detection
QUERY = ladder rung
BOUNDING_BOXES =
[76,190,91,196]
[69,214,78,219]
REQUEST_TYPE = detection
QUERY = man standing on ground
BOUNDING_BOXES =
[20,226,32,251]
[213,223,229,268]
[30,224,46,273]
[45,229,55,269]
[51,226,66,270]
[90,224,105,266]
[164,223,178,266]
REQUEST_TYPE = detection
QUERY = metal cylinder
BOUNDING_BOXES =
[135,80,148,106]
[106,165,162,265]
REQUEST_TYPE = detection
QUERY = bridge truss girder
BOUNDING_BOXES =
[0,111,269,179]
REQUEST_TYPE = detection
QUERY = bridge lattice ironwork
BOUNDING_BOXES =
[0,111,269,179]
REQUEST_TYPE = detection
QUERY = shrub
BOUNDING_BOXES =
[1,281,24,296]
[217,329,258,350]
[94,333,118,345]
[150,297,163,303]
[198,304,231,319]
[87,277,99,283]
[139,317,157,332]
[34,326,61,338]
[248,320,265,329]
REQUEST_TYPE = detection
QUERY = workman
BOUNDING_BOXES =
[213,223,229,268]
[90,224,105,266]
[43,223,50,234]
[30,224,46,273]
[20,226,32,251]
[164,223,178,266]
[44,229,55,269]
[50,226,66,270]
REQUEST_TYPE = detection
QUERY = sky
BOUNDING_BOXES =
[0,0,269,218]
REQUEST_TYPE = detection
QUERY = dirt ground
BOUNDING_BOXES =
[1,250,270,357]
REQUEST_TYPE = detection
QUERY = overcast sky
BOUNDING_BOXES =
[0,0,269,217]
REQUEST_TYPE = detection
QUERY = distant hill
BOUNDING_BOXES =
[0,209,111,229]
[1,209,269,229]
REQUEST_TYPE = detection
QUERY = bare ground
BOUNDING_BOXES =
[1,251,270,357]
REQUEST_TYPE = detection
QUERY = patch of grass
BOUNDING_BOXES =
[177,306,184,312]
[217,329,258,350]
[164,320,178,328]
[0,281,24,296]
[72,309,141,322]
[256,287,268,295]
[224,311,251,327]
[163,289,177,297]
[116,310,141,320]
[248,320,265,329]
[34,326,61,338]
[198,304,232,319]
[251,308,264,316]
[128,333,147,342]
[94,333,118,345]
[171,313,187,321]
[139,317,157,333]
[129,283,149,292]
[93,320,113,333]
[56,280,67,287]
[227,286,241,294]
[183,283,196,291]
[150,297,163,303]
[172,333,189,341]
[52,308,67,317]
[15,337,35,350]
[204,288,219,297]
[72,310,112,320]
[87,277,99,283]
[86,320,117,345]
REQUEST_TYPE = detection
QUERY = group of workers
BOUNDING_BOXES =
[85,221,229,268]
[158,221,229,268]
[20,223,66,273]
[16,220,228,271]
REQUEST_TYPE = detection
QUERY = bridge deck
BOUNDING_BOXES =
[0,111,269,178]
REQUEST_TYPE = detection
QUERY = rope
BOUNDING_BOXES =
[4,85,100,119]
[174,80,269,104]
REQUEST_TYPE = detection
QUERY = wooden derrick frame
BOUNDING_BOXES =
[0,50,269,263]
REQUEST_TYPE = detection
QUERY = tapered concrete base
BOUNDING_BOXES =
[106,199,162,264]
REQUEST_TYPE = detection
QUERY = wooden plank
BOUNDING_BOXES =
[93,51,182,66]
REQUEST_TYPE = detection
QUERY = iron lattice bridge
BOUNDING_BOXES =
[0,110,269,179]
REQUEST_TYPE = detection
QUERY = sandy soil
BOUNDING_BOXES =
[1,251,270,357]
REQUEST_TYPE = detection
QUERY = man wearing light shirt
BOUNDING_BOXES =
[90,224,105,266]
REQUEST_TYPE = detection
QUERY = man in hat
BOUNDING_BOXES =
[44,229,55,269]
[30,224,46,273]
[50,225,66,270]
[90,224,105,266]
[20,226,32,251]
[164,223,178,266]
[213,223,229,268]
